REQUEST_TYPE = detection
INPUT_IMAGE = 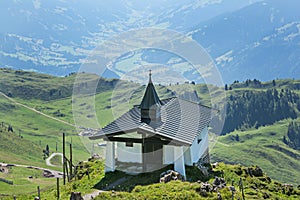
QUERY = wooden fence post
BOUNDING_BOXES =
[37,186,40,199]
[57,178,60,200]
[63,132,66,185]
[70,143,72,179]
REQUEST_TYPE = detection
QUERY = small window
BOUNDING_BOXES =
[126,142,133,147]
[197,138,202,144]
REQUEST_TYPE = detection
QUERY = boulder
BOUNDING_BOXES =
[159,170,184,183]
[212,176,226,191]
[70,192,83,200]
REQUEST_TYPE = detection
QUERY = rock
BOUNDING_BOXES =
[159,170,184,183]
[229,185,236,193]
[70,192,83,200]
[201,182,213,192]
[212,162,219,168]
[217,192,222,200]
[282,184,294,196]
[213,176,221,186]
[212,177,226,191]
[196,182,213,197]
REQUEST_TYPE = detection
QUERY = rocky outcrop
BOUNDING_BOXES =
[159,170,184,183]
[196,176,227,197]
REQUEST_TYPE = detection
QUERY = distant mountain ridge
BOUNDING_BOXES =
[191,0,300,82]
[1,0,300,83]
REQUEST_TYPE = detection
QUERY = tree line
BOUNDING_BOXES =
[222,89,299,134]
[283,121,300,150]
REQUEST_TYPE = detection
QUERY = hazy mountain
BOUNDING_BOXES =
[191,0,300,83]
[2,0,300,83]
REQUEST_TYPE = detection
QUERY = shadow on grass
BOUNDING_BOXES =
[93,165,173,192]
[93,164,211,192]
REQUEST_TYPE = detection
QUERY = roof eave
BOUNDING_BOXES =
[88,128,138,140]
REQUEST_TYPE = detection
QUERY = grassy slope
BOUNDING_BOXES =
[1,68,300,195]
[95,162,300,199]
[12,159,105,200]
[14,160,300,200]
[0,129,59,196]
[0,167,56,196]
[209,79,300,186]
[17,83,213,129]
[0,94,90,166]
[211,119,300,185]
[0,128,43,166]
[0,69,118,196]
[0,68,76,100]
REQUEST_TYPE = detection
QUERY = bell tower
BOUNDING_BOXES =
[140,70,161,125]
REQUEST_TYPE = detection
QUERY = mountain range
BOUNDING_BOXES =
[0,0,300,83]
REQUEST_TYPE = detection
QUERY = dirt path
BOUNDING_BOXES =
[0,91,76,127]
[82,190,104,200]
[216,141,230,147]
[0,162,63,178]
[82,177,129,200]
[46,153,63,167]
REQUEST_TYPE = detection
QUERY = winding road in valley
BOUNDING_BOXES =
[46,153,63,167]
[0,162,63,178]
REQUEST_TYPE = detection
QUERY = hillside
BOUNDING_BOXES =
[13,159,300,199]
[209,79,300,185]
[0,126,65,197]
[0,123,43,166]
[211,119,300,186]
[0,68,119,101]
[1,69,300,195]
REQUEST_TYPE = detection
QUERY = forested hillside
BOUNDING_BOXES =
[284,121,300,150]
[0,68,119,100]
[212,79,300,185]
[223,88,299,134]
[221,79,300,135]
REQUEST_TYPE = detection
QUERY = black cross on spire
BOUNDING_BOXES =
[149,69,152,83]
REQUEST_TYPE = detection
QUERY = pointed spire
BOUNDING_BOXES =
[140,70,161,124]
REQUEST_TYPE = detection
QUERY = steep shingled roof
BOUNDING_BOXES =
[89,72,212,145]
[89,97,212,145]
